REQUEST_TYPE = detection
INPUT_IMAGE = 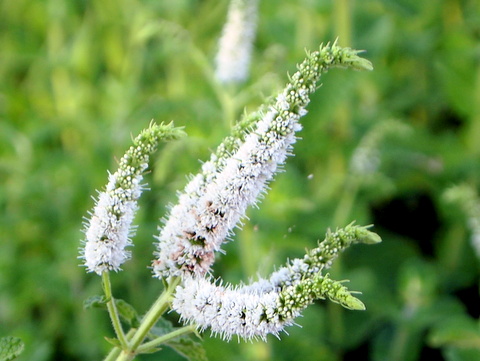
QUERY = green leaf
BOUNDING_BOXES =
[166,337,208,361]
[0,337,25,361]
[83,295,108,309]
[83,295,140,327]
[104,337,121,347]
[115,299,141,328]
[443,347,480,361]
[428,314,480,349]
[150,319,207,361]
[150,318,175,336]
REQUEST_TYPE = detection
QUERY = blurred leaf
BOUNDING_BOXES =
[83,295,108,310]
[165,337,209,361]
[151,319,207,361]
[443,347,480,361]
[429,313,480,349]
[0,337,25,361]
[83,296,140,327]
[104,337,121,347]
[115,299,141,328]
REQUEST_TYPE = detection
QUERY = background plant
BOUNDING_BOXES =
[1,1,479,360]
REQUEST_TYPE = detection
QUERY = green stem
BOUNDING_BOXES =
[329,176,360,347]
[104,346,121,361]
[136,325,197,353]
[389,324,410,361]
[333,176,359,228]
[334,0,352,46]
[104,329,136,361]
[189,44,237,128]
[128,277,181,352]
[102,272,128,347]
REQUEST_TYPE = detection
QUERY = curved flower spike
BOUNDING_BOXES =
[172,224,381,341]
[153,42,373,279]
[244,223,381,293]
[80,122,185,275]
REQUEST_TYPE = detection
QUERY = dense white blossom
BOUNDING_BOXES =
[173,276,291,341]
[153,42,374,279]
[80,123,184,275]
[172,225,380,340]
[82,172,143,274]
[215,0,259,83]
[153,100,303,278]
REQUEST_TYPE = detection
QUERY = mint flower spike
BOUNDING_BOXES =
[172,224,380,341]
[215,0,259,84]
[80,122,185,275]
[153,43,373,279]
[243,223,381,293]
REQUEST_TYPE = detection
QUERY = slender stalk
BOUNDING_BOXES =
[104,346,121,361]
[333,177,360,228]
[136,325,197,353]
[102,272,128,347]
[127,277,181,352]
[329,176,360,347]
[334,0,352,46]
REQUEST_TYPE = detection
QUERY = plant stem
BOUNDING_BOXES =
[329,175,360,347]
[102,272,128,347]
[136,324,197,353]
[127,277,181,352]
[334,0,352,46]
[333,176,359,228]
[104,329,136,361]
[104,346,121,361]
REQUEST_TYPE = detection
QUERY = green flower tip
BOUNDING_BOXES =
[322,40,374,72]
[346,296,366,311]
[144,121,186,142]
[343,223,381,245]
[357,226,382,245]
[346,52,374,72]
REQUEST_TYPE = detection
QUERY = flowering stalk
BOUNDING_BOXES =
[80,122,185,275]
[215,0,259,84]
[172,224,381,341]
[153,42,373,279]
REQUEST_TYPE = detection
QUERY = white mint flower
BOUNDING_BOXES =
[172,225,381,340]
[153,42,373,279]
[215,0,259,84]
[80,122,184,275]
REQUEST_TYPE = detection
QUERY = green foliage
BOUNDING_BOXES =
[0,337,24,361]
[1,0,480,360]
[151,319,207,361]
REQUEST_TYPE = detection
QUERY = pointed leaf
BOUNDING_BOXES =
[83,295,108,310]
[150,319,207,361]
[115,299,141,328]
[166,337,208,361]
[104,337,122,347]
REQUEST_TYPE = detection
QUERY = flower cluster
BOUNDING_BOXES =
[153,42,373,279]
[172,224,381,340]
[215,0,259,84]
[80,43,377,353]
[80,122,184,275]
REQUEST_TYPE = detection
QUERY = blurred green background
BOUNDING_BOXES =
[1,0,480,360]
